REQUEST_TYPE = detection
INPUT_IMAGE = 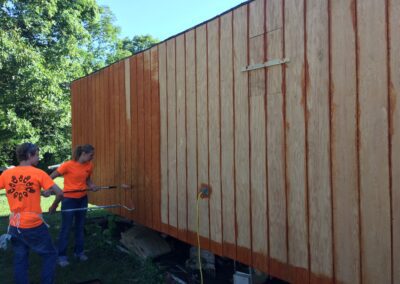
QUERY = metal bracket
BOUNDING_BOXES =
[242,58,290,72]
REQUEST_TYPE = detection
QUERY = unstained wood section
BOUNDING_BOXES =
[196,25,210,247]
[122,58,132,221]
[130,56,139,220]
[176,34,187,240]
[331,1,360,283]
[144,50,153,226]
[284,0,309,282]
[306,0,333,281]
[166,39,178,235]
[233,5,251,264]
[266,0,287,272]
[158,43,168,229]
[185,29,198,241]
[219,12,236,260]
[390,0,400,282]
[207,18,222,255]
[249,0,268,272]
[150,47,161,231]
[358,0,391,283]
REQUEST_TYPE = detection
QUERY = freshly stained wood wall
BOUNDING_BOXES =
[71,0,400,283]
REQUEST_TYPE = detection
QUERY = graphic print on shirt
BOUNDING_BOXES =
[7,175,35,201]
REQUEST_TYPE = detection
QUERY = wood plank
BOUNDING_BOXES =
[81,78,87,145]
[249,0,264,38]
[74,79,81,144]
[124,58,134,220]
[73,80,80,157]
[111,64,120,214]
[390,0,400,282]
[144,50,153,227]
[166,39,178,237]
[331,1,360,283]
[100,70,107,206]
[284,0,309,282]
[220,12,236,260]
[97,72,104,205]
[118,61,125,216]
[87,76,97,196]
[249,0,268,273]
[306,0,333,282]
[97,73,104,204]
[120,60,129,219]
[358,0,391,282]
[130,56,139,220]
[196,25,210,249]
[70,81,78,149]
[82,76,96,203]
[114,63,122,215]
[176,34,187,241]
[185,29,198,243]
[108,67,116,208]
[159,43,169,233]
[76,79,81,147]
[96,69,105,206]
[266,0,287,277]
[207,18,222,255]
[150,47,161,231]
[100,71,106,202]
[86,76,95,169]
[91,74,100,204]
[94,72,102,205]
[71,82,77,151]
[137,53,146,224]
[233,5,251,264]
[73,80,80,146]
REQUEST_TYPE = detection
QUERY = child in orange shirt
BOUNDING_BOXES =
[50,144,97,267]
[0,143,63,284]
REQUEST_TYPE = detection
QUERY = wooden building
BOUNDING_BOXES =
[70,0,400,283]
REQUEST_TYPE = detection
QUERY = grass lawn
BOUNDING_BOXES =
[0,178,163,283]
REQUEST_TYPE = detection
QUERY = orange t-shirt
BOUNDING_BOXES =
[57,160,93,198]
[0,166,55,228]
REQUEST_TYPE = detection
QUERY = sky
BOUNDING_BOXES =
[96,0,248,41]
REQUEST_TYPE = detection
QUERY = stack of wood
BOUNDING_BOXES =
[120,225,171,259]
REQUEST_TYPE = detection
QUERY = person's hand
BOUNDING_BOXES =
[41,190,52,197]
[48,204,57,214]
[90,185,99,192]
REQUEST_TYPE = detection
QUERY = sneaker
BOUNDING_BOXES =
[57,256,70,267]
[74,253,88,261]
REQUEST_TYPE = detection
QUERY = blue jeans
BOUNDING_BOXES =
[58,196,88,257]
[9,223,57,284]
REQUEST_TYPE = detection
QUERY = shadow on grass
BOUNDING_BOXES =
[0,210,163,284]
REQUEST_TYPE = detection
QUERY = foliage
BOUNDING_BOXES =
[120,34,159,55]
[0,0,127,167]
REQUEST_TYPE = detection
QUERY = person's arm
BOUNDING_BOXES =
[86,177,98,191]
[41,169,63,197]
[48,184,63,213]
[50,170,62,179]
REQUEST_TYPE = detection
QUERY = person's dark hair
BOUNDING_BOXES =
[73,144,94,161]
[16,143,39,162]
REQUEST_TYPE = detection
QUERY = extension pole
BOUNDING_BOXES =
[48,204,135,213]
[59,204,135,213]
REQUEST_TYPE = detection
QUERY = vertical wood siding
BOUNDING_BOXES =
[71,0,398,282]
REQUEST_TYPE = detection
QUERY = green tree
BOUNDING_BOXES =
[120,35,159,55]
[0,0,126,167]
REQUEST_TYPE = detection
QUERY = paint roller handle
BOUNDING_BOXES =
[44,184,126,195]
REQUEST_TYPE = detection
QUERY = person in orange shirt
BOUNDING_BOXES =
[50,144,97,267]
[0,142,63,284]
